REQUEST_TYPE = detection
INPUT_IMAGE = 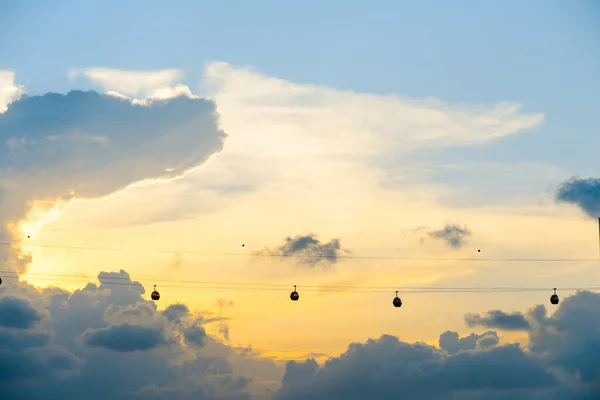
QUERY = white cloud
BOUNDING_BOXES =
[68,67,185,98]
[0,70,25,113]
[132,84,199,106]
[202,62,545,157]
[56,62,554,239]
[105,90,130,100]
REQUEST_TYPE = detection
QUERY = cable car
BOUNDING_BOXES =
[290,285,299,301]
[151,285,160,301]
[0,276,2,286]
[550,288,559,305]
[393,290,402,308]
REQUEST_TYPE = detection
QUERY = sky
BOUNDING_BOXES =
[1,1,600,399]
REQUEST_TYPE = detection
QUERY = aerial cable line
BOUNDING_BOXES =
[0,269,585,290]
[0,273,598,294]
[0,241,597,262]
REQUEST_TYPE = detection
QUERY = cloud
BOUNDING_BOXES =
[203,62,544,154]
[556,176,600,218]
[183,325,208,347]
[3,272,600,399]
[428,224,472,249]
[527,291,600,383]
[219,323,231,342]
[465,310,531,331]
[0,89,226,273]
[277,336,555,400]
[259,234,347,267]
[277,291,600,399]
[68,68,185,98]
[0,342,80,385]
[439,330,499,354]
[0,71,25,113]
[0,270,281,399]
[81,323,168,352]
[163,303,190,323]
[0,296,45,329]
[58,62,552,234]
[0,329,51,350]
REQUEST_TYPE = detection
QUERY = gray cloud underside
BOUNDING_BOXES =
[0,296,46,329]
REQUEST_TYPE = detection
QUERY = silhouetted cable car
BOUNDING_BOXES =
[151,285,160,301]
[550,288,559,305]
[290,285,299,301]
[0,276,2,286]
[393,290,402,308]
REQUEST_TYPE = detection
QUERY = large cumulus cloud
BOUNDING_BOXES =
[0,270,282,400]
[0,88,226,273]
[277,291,600,400]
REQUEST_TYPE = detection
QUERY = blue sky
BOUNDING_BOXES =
[2,0,598,173]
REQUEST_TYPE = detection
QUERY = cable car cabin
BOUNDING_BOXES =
[0,276,2,286]
[290,285,299,301]
[550,288,559,305]
[151,285,160,301]
[393,291,402,308]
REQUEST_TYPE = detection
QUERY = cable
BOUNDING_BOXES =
[1,274,598,294]
[1,269,577,290]
[1,241,599,262]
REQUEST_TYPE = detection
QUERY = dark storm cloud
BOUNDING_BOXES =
[0,90,226,273]
[556,176,600,218]
[465,310,531,331]
[0,296,45,329]
[428,224,472,249]
[81,323,167,352]
[260,234,347,267]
